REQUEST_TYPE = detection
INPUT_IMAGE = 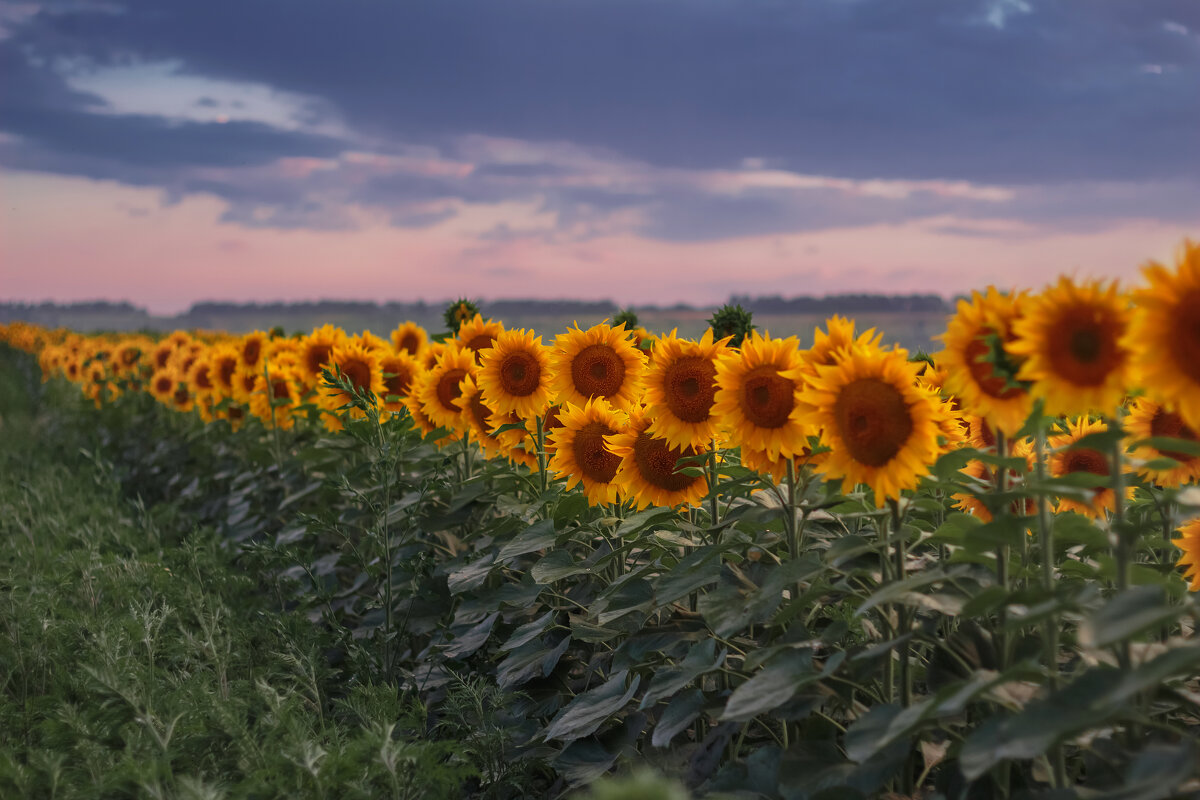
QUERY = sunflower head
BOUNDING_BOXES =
[800,342,946,507]
[550,322,647,412]
[443,298,481,333]
[612,309,639,330]
[1049,417,1132,519]
[455,374,510,458]
[606,406,708,510]
[299,325,346,388]
[1010,277,1132,417]
[477,328,553,418]
[239,331,269,373]
[708,304,756,349]
[548,398,629,506]
[938,288,1033,435]
[323,340,385,418]
[455,314,506,363]
[643,329,732,450]
[799,316,884,381]
[404,373,460,446]
[390,321,428,356]
[418,344,477,433]
[712,331,808,459]
[378,351,422,414]
[1128,239,1200,430]
[250,363,303,430]
[1174,517,1200,591]
[1126,397,1200,488]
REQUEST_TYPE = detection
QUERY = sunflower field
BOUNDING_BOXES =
[4,241,1200,799]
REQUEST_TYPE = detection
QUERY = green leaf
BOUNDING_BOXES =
[544,670,642,742]
[653,547,723,606]
[446,553,497,594]
[856,565,970,616]
[497,518,557,561]
[499,610,557,652]
[531,550,590,584]
[1080,585,1178,649]
[497,636,571,689]
[442,611,499,659]
[639,639,727,709]
[1130,436,1200,458]
[651,688,705,748]
[722,650,816,722]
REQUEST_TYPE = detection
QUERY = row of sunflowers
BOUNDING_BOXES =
[3,241,1200,584]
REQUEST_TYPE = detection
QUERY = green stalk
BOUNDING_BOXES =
[994,431,1010,670]
[536,413,548,496]
[708,441,721,536]
[1109,411,1136,747]
[1034,424,1068,787]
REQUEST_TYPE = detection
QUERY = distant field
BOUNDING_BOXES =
[0,307,950,353]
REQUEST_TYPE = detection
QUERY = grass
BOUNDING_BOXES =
[0,356,475,798]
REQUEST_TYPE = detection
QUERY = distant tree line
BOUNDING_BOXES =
[727,293,950,314]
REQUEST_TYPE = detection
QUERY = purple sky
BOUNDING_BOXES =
[1,0,1198,313]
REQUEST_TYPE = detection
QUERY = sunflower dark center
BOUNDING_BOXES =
[973,417,996,448]
[466,334,497,356]
[227,405,245,421]
[341,358,372,393]
[1150,408,1198,463]
[121,349,139,367]
[834,378,914,467]
[194,365,214,391]
[243,340,261,367]
[383,364,413,399]
[633,431,700,492]
[306,344,332,375]
[500,351,541,396]
[435,368,467,412]
[739,365,794,429]
[217,357,238,387]
[572,344,626,398]
[1046,306,1123,386]
[469,395,495,437]
[664,356,716,423]
[1169,290,1200,384]
[966,332,1024,400]
[1063,448,1109,478]
[172,387,190,406]
[155,376,172,394]
[155,350,171,369]
[572,421,622,484]
[399,333,421,354]
[271,380,291,401]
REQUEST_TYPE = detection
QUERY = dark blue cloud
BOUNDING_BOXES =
[11,0,1198,183]
[1,0,1198,239]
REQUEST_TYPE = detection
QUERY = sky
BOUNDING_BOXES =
[1,0,1198,313]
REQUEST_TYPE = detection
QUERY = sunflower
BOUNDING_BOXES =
[1049,417,1133,519]
[390,321,428,357]
[477,328,553,419]
[524,403,566,459]
[187,358,219,422]
[798,316,883,380]
[606,406,708,510]
[111,340,144,376]
[740,444,827,484]
[455,374,508,459]
[938,288,1033,434]
[1175,517,1200,591]
[712,331,808,459]
[964,414,997,451]
[170,343,204,377]
[548,399,629,506]
[422,341,447,372]
[238,331,269,374]
[249,363,303,430]
[1126,398,1200,487]
[324,340,386,418]
[1009,277,1132,417]
[403,374,460,446]
[208,344,242,400]
[456,314,505,362]
[799,343,945,506]
[952,438,1036,522]
[151,340,177,372]
[1128,240,1200,430]
[506,441,540,470]
[549,322,647,412]
[378,351,421,414]
[418,345,476,432]
[299,325,345,389]
[232,365,261,405]
[643,329,733,450]
[150,369,179,406]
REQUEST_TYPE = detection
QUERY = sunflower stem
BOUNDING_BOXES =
[1109,411,1136,748]
[536,413,548,497]
[878,512,895,706]
[707,441,721,536]
[889,499,913,710]
[994,431,1010,671]
[1034,421,1068,788]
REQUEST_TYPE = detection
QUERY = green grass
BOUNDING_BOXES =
[0,355,474,799]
